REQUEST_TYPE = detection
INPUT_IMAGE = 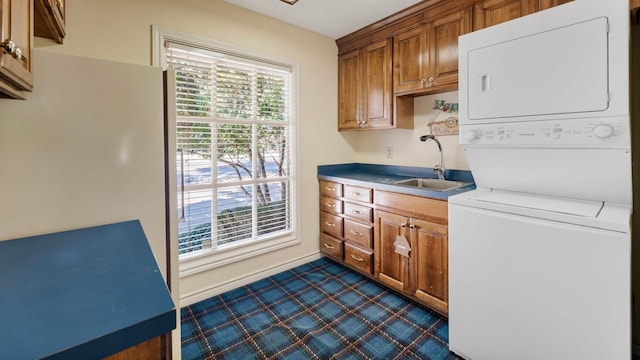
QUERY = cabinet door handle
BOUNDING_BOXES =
[350,192,362,197]
[323,243,335,250]
[325,203,336,208]
[324,222,336,227]
[324,186,335,192]
[350,254,364,262]
[1,40,26,62]
[351,210,362,215]
[349,230,363,237]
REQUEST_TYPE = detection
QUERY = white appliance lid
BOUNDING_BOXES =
[473,190,603,217]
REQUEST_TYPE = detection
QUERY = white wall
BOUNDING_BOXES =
[16,0,469,311]
[22,0,468,309]
[351,91,469,171]
[0,1,472,357]
[30,0,357,301]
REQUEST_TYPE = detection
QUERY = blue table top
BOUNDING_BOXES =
[318,163,475,200]
[0,220,176,359]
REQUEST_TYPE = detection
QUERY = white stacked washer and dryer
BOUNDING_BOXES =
[448,1,631,359]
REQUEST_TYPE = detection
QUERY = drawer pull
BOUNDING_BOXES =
[350,192,362,197]
[351,210,362,215]
[350,254,364,262]
[325,203,336,208]
[324,187,335,192]
[324,222,336,227]
[349,230,363,237]
[323,243,335,250]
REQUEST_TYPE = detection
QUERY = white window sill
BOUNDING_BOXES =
[178,233,300,278]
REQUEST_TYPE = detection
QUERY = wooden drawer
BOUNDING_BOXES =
[320,181,343,198]
[344,201,373,223]
[320,212,343,239]
[344,184,373,203]
[320,196,343,215]
[375,190,448,224]
[320,233,343,260]
[344,243,373,275]
[344,219,373,249]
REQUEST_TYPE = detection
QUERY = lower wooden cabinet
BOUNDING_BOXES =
[104,335,168,360]
[374,209,449,315]
[344,242,374,275]
[411,218,448,314]
[319,179,451,315]
[319,181,374,276]
[320,233,343,260]
[376,210,410,293]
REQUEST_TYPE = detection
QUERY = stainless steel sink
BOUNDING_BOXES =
[394,178,471,191]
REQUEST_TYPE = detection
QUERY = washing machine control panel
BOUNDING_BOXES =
[459,117,629,147]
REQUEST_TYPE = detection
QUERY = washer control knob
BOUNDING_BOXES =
[592,124,615,139]
[463,129,479,141]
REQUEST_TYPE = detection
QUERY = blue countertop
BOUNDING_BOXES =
[318,163,475,200]
[0,220,176,359]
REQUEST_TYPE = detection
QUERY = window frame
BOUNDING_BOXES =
[153,26,300,277]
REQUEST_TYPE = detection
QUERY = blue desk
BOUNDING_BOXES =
[0,220,176,359]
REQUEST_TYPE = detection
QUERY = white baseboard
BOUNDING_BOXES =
[179,252,323,307]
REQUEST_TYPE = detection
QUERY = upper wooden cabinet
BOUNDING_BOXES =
[540,0,573,10]
[0,0,66,99]
[393,8,472,95]
[474,0,539,30]
[0,0,34,99]
[338,48,361,130]
[338,38,411,130]
[362,39,394,129]
[336,0,574,131]
[34,0,65,44]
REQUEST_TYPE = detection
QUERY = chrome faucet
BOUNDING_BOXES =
[420,135,445,180]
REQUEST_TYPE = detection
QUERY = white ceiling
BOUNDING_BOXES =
[224,0,423,39]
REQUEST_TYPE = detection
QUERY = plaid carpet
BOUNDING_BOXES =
[181,257,461,360]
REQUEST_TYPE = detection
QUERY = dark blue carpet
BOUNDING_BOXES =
[181,257,461,359]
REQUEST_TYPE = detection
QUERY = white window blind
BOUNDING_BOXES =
[165,42,294,259]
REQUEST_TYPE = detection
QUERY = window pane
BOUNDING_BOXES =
[217,65,252,120]
[177,121,212,186]
[165,39,295,261]
[257,125,288,179]
[217,186,253,245]
[217,123,253,182]
[171,58,212,117]
[178,189,212,255]
[257,181,290,236]
[257,72,287,122]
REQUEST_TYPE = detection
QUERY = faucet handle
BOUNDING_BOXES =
[433,165,445,180]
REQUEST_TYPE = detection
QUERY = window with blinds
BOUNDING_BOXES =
[164,42,295,259]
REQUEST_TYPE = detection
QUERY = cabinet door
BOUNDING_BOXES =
[375,210,410,293]
[393,25,428,94]
[412,218,448,314]
[338,49,362,130]
[362,38,393,129]
[474,0,539,30]
[0,0,34,98]
[428,8,472,88]
[539,0,572,10]
[34,0,66,43]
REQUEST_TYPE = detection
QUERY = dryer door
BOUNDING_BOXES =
[467,17,609,121]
